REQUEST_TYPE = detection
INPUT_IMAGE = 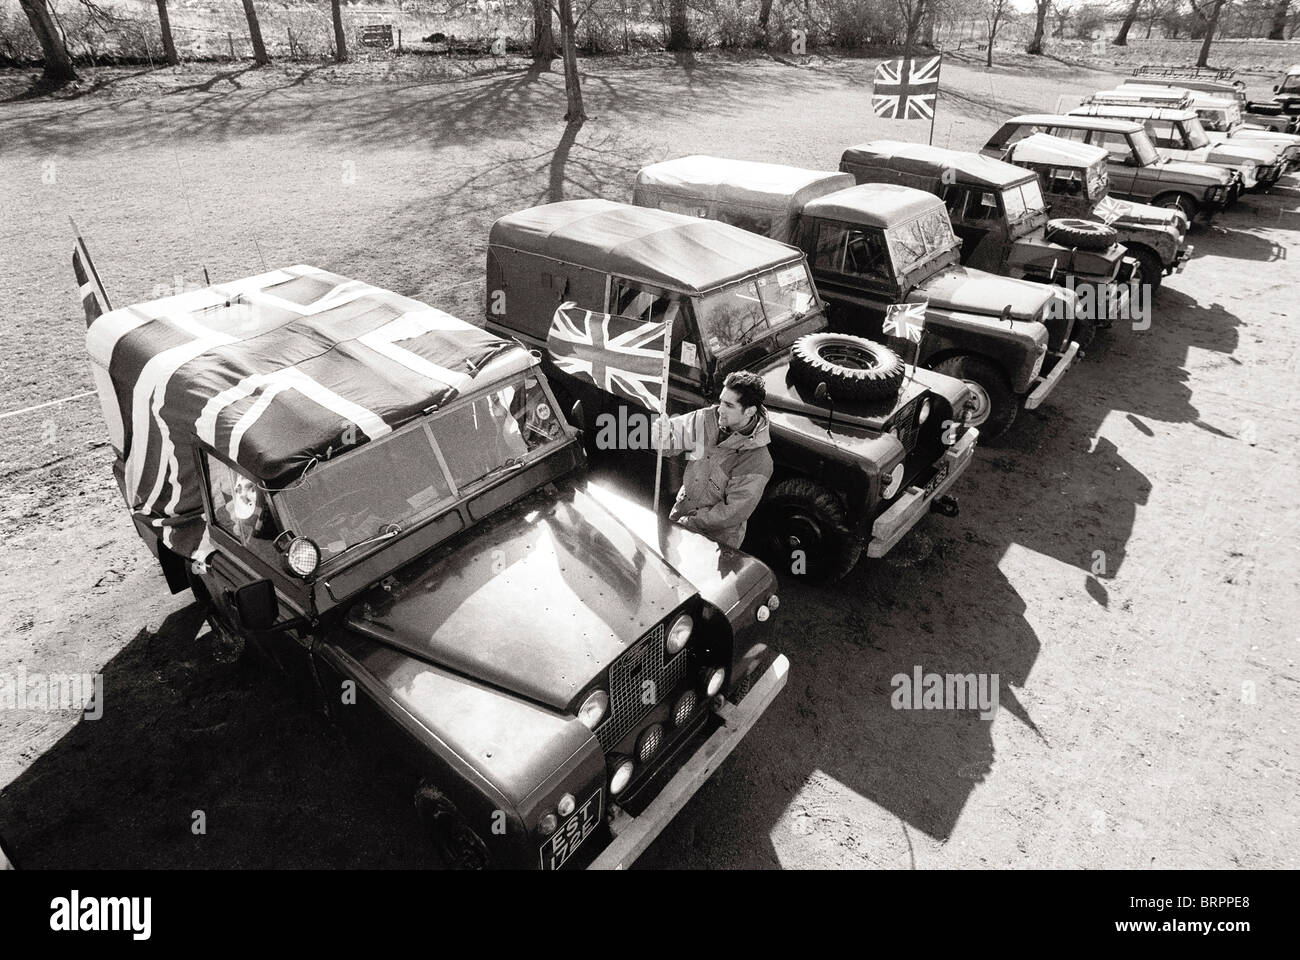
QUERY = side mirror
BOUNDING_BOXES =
[233,579,278,631]
[1274,85,1280,93]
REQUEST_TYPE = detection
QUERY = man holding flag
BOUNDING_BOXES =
[651,371,773,550]
[546,299,772,550]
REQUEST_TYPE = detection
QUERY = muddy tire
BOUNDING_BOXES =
[1045,218,1118,252]
[746,477,863,582]
[931,355,1018,440]
[415,782,491,870]
[1153,193,1199,220]
[790,333,904,402]
[1127,245,1164,294]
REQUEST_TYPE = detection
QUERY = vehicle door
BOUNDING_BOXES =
[605,278,707,415]
[800,217,897,336]
[1085,128,1144,199]
[1143,118,1190,159]
[943,184,1006,272]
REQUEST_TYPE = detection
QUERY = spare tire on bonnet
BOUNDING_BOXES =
[1045,218,1118,252]
[790,333,904,402]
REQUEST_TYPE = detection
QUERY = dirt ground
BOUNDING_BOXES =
[1,49,1297,869]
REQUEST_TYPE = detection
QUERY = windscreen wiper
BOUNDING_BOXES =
[331,522,402,563]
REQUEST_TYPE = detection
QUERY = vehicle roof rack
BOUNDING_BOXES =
[1133,64,1235,81]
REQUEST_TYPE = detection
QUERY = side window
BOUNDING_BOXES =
[941,184,965,219]
[716,208,773,237]
[964,189,1000,221]
[1145,120,1181,148]
[1091,130,1134,163]
[988,123,1032,150]
[810,221,849,273]
[1048,166,1084,196]
[1048,126,1089,143]
[205,455,281,547]
[611,280,700,372]
[841,228,892,282]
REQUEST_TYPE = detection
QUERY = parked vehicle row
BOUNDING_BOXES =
[74,70,1288,870]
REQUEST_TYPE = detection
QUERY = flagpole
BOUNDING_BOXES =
[928,56,941,146]
[651,304,677,515]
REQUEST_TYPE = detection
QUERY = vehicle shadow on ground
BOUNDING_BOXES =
[0,604,445,869]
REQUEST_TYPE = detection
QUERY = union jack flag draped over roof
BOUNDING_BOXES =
[872,55,942,121]
[547,302,671,412]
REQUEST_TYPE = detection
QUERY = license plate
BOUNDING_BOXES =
[539,788,602,870]
[922,461,949,498]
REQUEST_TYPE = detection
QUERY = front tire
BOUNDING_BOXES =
[188,571,247,665]
[415,782,491,870]
[931,355,1018,439]
[1127,245,1164,294]
[746,477,863,582]
[1153,193,1199,221]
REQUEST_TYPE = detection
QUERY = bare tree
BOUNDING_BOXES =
[1027,0,1050,52]
[897,0,929,61]
[554,0,585,121]
[1269,0,1291,38]
[331,0,347,62]
[533,0,556,61]
[1189,0,1228,66]
[17,0,77,84]
[1114,0,1141,43]
[985,0,1012,65]
[154,0,179,65]
[668,0,690,50]
[241,0,269,65]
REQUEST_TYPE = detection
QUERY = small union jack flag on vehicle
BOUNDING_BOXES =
[547,302,669,411]
[1094,195,1126,225]
[883,301,927,343]
[872,55,941,120]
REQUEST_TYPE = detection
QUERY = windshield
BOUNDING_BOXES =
[1280,74,1300,94]
[697,263,817,354]
[274,374,566,563]
[884,209,956,274]
[1131,129,1162,165]
[1181,117,1212,148]
[1196,107,1230,131]
[1000,179,1045,224]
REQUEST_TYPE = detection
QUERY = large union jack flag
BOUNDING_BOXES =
[872,55,942,120]
[546,301,670,412]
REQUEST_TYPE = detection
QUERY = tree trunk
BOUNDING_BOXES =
[1269,0,1290,39]
[1196,0,1225,67]
[986,26,994,67]
[1114,0,1141,45]
[331,0,347,62]
[758,0,774,47]
[533,0,556,61]
[1027,0,1048,54]
[155,0,179,65]
[901,0,927,63]
[241,0,270,65]
[668,0,690,51]
[558,0,585,121]
[18,0,77,84]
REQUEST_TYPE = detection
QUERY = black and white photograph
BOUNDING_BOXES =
[0,0,1294,916]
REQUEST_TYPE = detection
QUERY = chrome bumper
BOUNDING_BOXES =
[866,426,979,559]
[1025,340,1079,410]
[588,654,790,870]
[1174,244,1194,273]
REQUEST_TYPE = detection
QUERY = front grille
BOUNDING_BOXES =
[595,623,687,751]
[889,396,924,456]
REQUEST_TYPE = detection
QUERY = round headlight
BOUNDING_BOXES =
[637,724,665,764]
[767,594,780,611]
[703,666,726,697]
[881,462,905,500]
[666,613,693,656]
[556,793,575,817]
[672,689,699,727]
[609,756,634,795]
[285,537,320,577]
[578,689,608,730]
[538,813,558,836]
[756,605,770,622]
[917,398,932,426]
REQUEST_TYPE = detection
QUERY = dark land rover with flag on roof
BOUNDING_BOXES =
[75,242,788,870]
[630,156,1078,438]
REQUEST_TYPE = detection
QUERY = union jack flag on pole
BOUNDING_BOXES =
[547,301,672,412]
[871,55,942,121]
[883,301,927,343]
[71,218,112,327]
